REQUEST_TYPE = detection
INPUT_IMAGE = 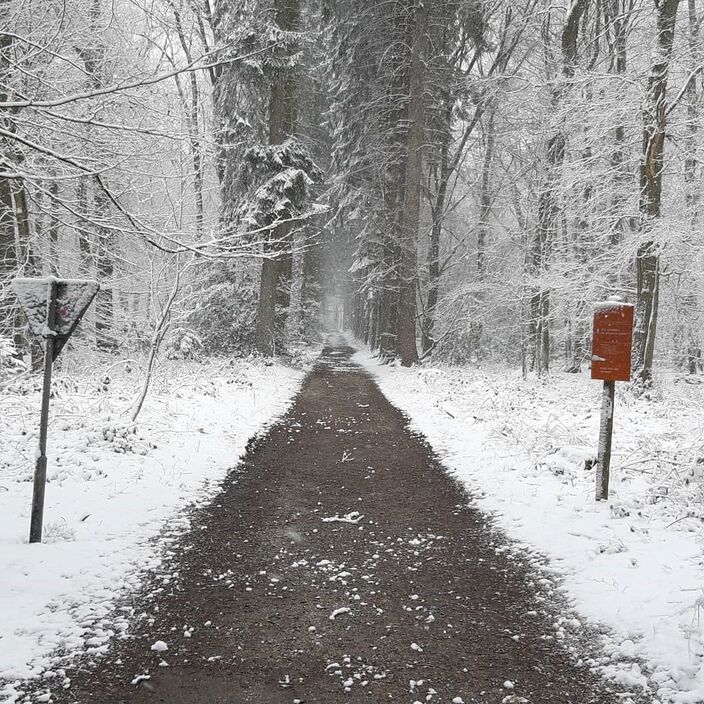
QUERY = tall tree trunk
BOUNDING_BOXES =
[77,0,116,350]
[255,0,299,356]
[633,0,680,385]
[0,3,33,356]
[94,197,116,350]
[605,0,634,248]
[471,104,496,354]
[48,179,60,273]
[75,178,94,274]
[396,0,428,366]
[680,0,701,372]
[528,0,589,375]
[284,228,305,345]
[15,186,43,368]
[684,0,700,222]
[170,1,205,239]
[422,104,451,357]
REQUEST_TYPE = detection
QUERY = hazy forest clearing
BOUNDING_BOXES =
[4,0,704,701]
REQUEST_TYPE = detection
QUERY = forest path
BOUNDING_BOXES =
[55,337,618,703]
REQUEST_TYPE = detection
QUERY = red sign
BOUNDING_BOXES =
[591,302,634,382]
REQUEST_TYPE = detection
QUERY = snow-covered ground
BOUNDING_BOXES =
[0,355,303,701]
[361,352,704,704]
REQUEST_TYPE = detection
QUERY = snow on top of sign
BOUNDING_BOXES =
[12,278,99,338]
[11,279,52,336]
[14,277,98,286]
[594,298,634,311]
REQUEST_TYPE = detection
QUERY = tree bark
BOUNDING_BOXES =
[681,0,701,372]
[604,0,634,247]
[76,0,116,350]
[396,0,428,366]
[470,104,496,354]
[633,0,680,386]
[170,0,205,239]
[0,2,34,355]
[421,105,450,357]
[255,0,299,356]
[528,0,589,375]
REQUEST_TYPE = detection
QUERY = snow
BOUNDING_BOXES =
[0,355,302,699]
[360,351,704,703]
[594,299,633,311]
[330,607,351,620]
[11,278,99,339]
[321,511,364,523]
[11,279,53,336]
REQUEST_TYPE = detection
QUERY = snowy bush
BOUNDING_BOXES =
[0,334,26,379]
[190,271,259,355]
[43,520,77,543]
[99,423,152,455]
[166,329,204,361]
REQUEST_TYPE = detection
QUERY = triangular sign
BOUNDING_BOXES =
[12,278,100,360]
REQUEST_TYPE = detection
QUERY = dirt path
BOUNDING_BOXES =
[51,342,619,703]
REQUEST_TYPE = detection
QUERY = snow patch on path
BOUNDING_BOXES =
[361,352,704,703]
[0,357,302,698]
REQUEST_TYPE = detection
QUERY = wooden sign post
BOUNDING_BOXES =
[12,277,99,543]
[591,298,634,501]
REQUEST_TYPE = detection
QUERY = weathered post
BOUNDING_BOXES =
[30,279,57,543]
[595,380,615,502]
[12,277,99,542]
[591,297,634,501]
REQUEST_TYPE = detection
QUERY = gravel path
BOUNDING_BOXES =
[48,341,619,703]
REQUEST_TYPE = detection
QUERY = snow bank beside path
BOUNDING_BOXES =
[361,352,704,703]
[0,357,302,698]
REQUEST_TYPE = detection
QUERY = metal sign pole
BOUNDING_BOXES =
[29,280,57,544]
[12,276,99,541]
[595,379,615,501]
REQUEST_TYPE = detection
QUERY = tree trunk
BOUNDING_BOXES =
[421,105,451,357]
[76,178,94,274]
[48,179,60,273]
[673,0,702,373]
[76,0,116,350]
[605,0,633,248]
[170,2,205,239]
[471,105,496,354]
[0,15,38,361]
[255,0,299,356]
[95,197,116,351]
[528,0,589,375]
[256,257,279,355]
[0,4,23,348]
[633,0,680,386]
[284,227,305,346]
[396,0,428,367]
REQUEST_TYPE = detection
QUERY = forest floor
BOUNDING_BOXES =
[8,337,633,704]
